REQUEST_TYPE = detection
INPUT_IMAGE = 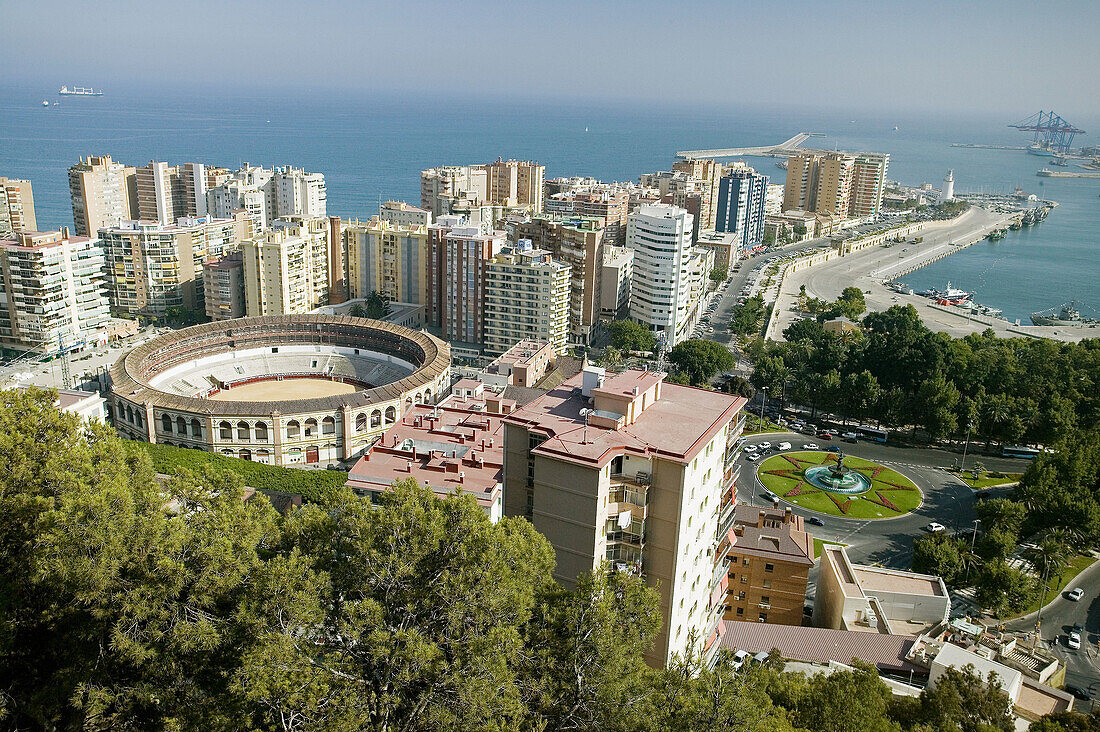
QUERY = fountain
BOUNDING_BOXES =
[804,450,871,495]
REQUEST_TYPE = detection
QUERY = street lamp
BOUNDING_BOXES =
[760,386,768,429]
[961,421,973,473]
[970,519,981,553]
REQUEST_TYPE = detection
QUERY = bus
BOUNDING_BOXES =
[856,426,889,443]
[1002,446,1042,459]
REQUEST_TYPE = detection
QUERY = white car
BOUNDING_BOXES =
[927,522,946,533]
[778,442,792,451]
[746,453,762,462]
[757,441,772,450]
[803,443,819,451]
[1069,587,1085,601]
[1069,631,1082,650]
[743,444,759,453]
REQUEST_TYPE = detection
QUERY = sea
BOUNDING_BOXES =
[1,84,1097,324]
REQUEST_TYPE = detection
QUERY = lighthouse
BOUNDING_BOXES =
[940,170,955,203]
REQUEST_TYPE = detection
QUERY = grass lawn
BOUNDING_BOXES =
[744,415,784,435]
[1019,555,1097,616]
[813,538,848,559]
[757,451,922,520]
[949,470,1023,489]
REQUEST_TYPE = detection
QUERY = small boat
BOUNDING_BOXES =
[41,100,49,107]
[893,126,899,131]
[1031,301,1099,327]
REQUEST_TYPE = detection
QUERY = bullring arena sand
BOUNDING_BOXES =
[206,377,363,402]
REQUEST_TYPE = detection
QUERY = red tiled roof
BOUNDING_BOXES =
[719,621,921,673]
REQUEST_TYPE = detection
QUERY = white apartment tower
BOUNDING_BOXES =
[626,204,696,346]
[207,164,326,231]
[483,241,571,356]
[242,219,330,316]
[0,230,111,353]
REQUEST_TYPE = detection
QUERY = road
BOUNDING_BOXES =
[1007,561,1100,701]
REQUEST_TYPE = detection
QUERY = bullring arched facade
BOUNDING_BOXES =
[109,315,450,466]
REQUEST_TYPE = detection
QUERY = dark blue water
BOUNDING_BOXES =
[2,83,1097,323]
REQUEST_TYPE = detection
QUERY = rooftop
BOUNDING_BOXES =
[852,566,946,598]
[719,621,921,673]
[0,230,91,250]
[346,394,505,507]
[729,504,813,566]
[503,369,744,468]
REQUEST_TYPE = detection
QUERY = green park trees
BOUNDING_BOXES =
[607,319,657,353]
[668,339,736,385]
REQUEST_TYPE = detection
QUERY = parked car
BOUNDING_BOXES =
[927,522,946,532]
[1065,684,1091,701]
[746,453,761,462]
[731,649,751,670]
[757,441,772,450]
[1068,631,1082,650]
[803,443,820,450]
[1069,587,1085,601]
[808,516,825,527]
[778,442,792,451]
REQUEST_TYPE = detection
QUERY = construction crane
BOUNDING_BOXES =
[1009,111,1085,154]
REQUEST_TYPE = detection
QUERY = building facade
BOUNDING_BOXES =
[343,217,430,305]
[715,167,769,252]
[483,241,570,356]
[544,184,631,246]
[207,164,326,231]
[243,218,329,316]
[626,204,699,346]
[426,217,506,347]
[68,155,137,236]
[0,230,111,353]
[421,160,544,222]
[849,153,890,218]
[203,251,246,321]
[135,161,216,224]
[99,214,248,316]
[502,367,746,666]
[0,177,37,237]
[722,503,813,626]
[599,245,633,320]
[512,215,606,345]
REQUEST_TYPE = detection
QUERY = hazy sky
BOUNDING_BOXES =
[3,0,1099,115]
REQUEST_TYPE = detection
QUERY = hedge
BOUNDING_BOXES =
[121,441,347,503]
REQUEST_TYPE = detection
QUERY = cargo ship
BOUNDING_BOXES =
[58,86,104,96]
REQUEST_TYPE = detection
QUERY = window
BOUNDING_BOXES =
[190,418,202,438]
[760,596,770,607]
[219,421,232,440]
[305,418,318,436]
[759,612,768,623]
[255,422,268,441]
[736,607,744,616]
[762,579,771,589]
[385,406,396,423]
[237,421,250,441]
[740,575,747,584]
[370,409,381,428]
[742,557,750,567]
[161,414,172,433]
[765,563,774,573]
[286,420,300,439]
[176,416,187,435]
[322,416,335,435]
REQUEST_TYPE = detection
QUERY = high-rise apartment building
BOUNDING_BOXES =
[243,217,329,316]
[626,204,700,346]
[134,161,218,224]
[600,245,633,320]
[483,241,570,356]
[344,217,430,305]
[207,164,326,230]
[672,158,724,231]
[502,366,746,666]
[203,251,246,321]
[421,160,544,222]
[512,215,605,345]
[0,177,36,237]
[715,167,769,251]
[68,155,138,236]
[783,152,885,219]
[99,214,248,316]
[426,217,505,346]
[544,183,631,246]
[0,229,111,353]
[849,153,890,217]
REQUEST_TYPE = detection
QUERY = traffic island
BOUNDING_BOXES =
[757,451,922,519]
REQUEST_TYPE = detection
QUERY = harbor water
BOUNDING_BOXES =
[1,83,1097,324]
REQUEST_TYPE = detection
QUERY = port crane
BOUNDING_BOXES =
[1009,111,1085,154]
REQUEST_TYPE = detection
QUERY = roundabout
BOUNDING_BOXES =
[757,451,922,519]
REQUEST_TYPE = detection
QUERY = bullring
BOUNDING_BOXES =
[109,315,450,466]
